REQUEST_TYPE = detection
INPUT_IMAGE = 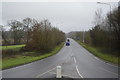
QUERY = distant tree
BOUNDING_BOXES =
[89,7,120,52]
[93,9,103,26]
[25,19,65,52]
[23,18,33,43]
[0,25,6,45]
[0,25,10,45]
[84,31,92,45]
[8,20,23,44]
[106,8,120,50]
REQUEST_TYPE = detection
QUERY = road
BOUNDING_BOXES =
[2,39,119,78]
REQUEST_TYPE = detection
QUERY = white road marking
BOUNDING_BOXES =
[36,67,56,78]
[73,57,83,78]
[75,65,83,78]
[94,57,99,60]
[36,54,84,78]
[74,57,77,64]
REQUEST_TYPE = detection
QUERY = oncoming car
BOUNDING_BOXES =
[66,39,70,46]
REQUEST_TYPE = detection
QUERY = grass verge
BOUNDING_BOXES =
[0,45,25,51]
[77,41,119,64]
[1,42,64,70]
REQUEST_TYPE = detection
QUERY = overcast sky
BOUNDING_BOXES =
[1,2,118,33]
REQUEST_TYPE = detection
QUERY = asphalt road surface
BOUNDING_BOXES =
[2,39,119,78]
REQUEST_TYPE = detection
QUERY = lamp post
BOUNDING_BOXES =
[97,2,112,28]
[83,30,84,43]
[97,2,112,49]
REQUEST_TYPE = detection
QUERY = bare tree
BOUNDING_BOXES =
[0,25,9,45]
[94,9,103,26]
[8,20,23,44]
[25,19,65,52]
[23,18,33,43]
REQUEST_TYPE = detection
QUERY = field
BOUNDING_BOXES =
[0,45,25,51]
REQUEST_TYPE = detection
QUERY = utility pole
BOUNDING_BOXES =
[82,30,84,43]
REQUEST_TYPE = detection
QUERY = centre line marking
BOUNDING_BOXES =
[73,57,83,78]
[75,65,83,78]
[74,57,77,64]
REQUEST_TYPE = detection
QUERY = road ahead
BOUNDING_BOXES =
[2,39,119,78]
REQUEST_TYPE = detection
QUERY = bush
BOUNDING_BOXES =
[25,20,65,53]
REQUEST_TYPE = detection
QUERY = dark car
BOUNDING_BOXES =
[66,41,70,46]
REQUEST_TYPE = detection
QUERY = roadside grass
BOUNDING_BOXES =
[1,42,64,69]
[77,41,119,64]
[2,45,26,58]
[0,45,25,51]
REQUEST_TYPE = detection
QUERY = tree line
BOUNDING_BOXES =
[67,7,120,54]
[0,18,65,52]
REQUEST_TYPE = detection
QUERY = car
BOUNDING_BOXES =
[66,41,70,46]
